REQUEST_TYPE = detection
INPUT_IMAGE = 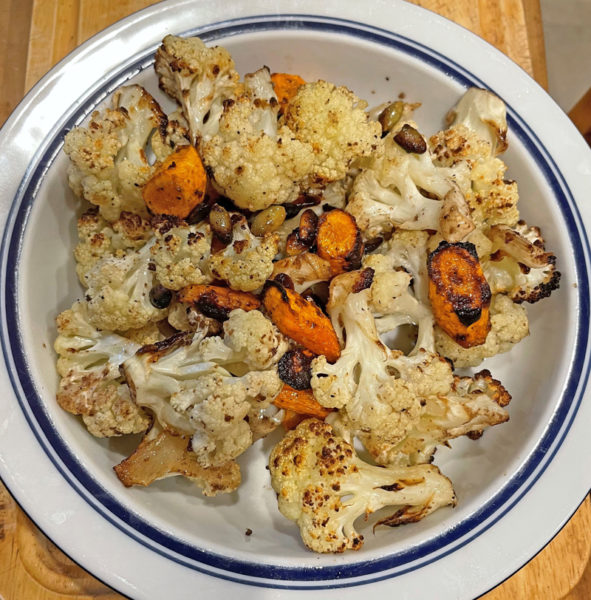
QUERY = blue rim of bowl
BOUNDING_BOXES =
[1,14,589,591]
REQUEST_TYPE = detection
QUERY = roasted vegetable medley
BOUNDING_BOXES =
[54,34,560,553]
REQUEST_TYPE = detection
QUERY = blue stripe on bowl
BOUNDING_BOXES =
[1,14,589,590]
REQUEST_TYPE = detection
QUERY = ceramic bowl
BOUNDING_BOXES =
[1,1,590,598]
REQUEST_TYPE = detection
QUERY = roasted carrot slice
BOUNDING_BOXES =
[271,73,306,112]
[274,384,332,420]
[178,284,260,321]
[427,241,491,348]
[316,209,364,275]
[143,145,207,219]
[262,280,341,362]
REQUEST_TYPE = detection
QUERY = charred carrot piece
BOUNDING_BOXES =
[262,280,341,362]
[428,241,491,348]
[271,73,306,112]
[316,209,364,275]
[178,284,260,321]
[274,384,332,420]
[143,145,207,219]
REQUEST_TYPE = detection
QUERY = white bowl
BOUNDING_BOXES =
[1,1,590,599]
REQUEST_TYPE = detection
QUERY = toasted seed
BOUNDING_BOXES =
[394,124,427,154]
[363,237,384,254]
[209,203,232,244]
[186,194,214,224]
[285,229,309,255]
[273,272,295,290]
[251,206,287,236]
[378,101,404,135]
[298,209,318,246]
[283,194,321,219]
[149,285,173,309]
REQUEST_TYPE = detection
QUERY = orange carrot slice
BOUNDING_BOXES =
[262,280,341,362]
[316,209,364,275]
[143,145,207,219]
[428,241,491,348]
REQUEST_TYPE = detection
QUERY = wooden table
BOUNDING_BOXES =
[1,1,590,598]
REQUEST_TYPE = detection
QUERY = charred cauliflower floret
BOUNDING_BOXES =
[283,80,382,185]
[195,309,288,372]
[64,85,181,222]
[337,370,511,466]
[54,301,149,437]
[444,87,508,155]
[208,215,280,291]
[114,420,242,497]
[173,369,281,467]
[481,222,561,303]
[84,239,168,331]
[74,207,152,283]
[269,419,456,553]
[154,34,241,144]
[123,328,283,468]
[202,74,382,212]
[346,125,469,238]
[435,293,529,367]
[150,216,213,290]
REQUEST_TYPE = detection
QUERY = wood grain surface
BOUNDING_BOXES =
[0,1,590,599]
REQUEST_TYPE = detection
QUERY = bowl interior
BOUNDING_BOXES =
[16,27,577,571]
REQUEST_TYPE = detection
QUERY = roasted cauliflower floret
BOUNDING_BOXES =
[430,125,519,228]
[201,69,315,211]
[150,216,213,290]
[444,87,508,155]
[372,229,431,303]
[346,128,469,238]
[208,216,280,291]
[154,34,241,143]
[121,322,165,346]
[269,419,456,553]
[202,74,381,212]
[64,85,178,221]
[123,329,282,468]
[283,80,382,184]
[430,88,519,228]
[435,293,529,367]
[84,239,168,331]
[311,275,422,444]
[114,421,242,496]
[74,207,152,283]
[364,256,434,354]
[335,370,511,466]
[216,309,288,370]
[482,222,561,303]
[173,369,281,467]
[54,301,149,437]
